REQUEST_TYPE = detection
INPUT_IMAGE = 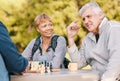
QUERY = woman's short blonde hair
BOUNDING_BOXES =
[34,13,52,27]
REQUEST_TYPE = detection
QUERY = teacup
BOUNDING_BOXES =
[68,62,78,72]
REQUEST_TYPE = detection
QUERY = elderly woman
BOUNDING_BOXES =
[22,13,66,69]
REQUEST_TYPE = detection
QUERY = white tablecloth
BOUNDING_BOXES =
[11,69,99,81]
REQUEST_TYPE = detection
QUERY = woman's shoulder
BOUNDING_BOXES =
[53,34,66,41]
[30,38,36,43]
[53,34,65,38]
[27,38,37,46]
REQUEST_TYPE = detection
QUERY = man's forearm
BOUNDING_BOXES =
[68,38,75,48]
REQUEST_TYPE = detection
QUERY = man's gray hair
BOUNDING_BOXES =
[79,2,103,16]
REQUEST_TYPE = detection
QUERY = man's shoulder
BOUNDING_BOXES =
[109,20,120,28]
[106,21,120,33]
[27,38,36,47]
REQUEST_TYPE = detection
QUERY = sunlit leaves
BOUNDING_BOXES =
[0,0,120,52]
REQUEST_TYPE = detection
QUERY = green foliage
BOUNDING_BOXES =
[0,0,120,52]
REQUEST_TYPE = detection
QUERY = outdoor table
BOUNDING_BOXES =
[11,69,99,81]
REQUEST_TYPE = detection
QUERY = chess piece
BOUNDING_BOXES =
[50,62,53,72]
[45,60,48,73]
[47,62,50,73]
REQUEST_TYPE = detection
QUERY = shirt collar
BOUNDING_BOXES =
[87,17,109,41]
[99,17,109,35]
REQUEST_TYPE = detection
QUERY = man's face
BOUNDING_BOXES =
[37,20,53,38]
[81,7,102,34]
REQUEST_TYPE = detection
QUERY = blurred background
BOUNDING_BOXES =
[0,0,120,53]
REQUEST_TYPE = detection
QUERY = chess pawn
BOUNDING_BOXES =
[45,60,48,73]
[47,62,50,73]
[47,67,50,73]
[50,62,53,72]
[37,63,42,73]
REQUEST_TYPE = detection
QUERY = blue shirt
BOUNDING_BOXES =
[0,21,28,73]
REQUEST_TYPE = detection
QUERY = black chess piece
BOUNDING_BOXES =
[45,60,48,73]
[50,62,53,72]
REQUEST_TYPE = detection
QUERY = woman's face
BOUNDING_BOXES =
[37,20,53,38]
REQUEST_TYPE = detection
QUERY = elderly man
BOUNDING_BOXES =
[67,2,120,81]
[0,21,28,81]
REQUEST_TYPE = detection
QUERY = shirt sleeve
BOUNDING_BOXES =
[0,21,28,73]
[101,26,120,81]
[67,40,87,69]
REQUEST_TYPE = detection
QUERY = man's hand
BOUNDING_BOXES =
[66,20,80,47]
[24,61,31,73]
[67,20,80,38]
[14,62,31,75]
